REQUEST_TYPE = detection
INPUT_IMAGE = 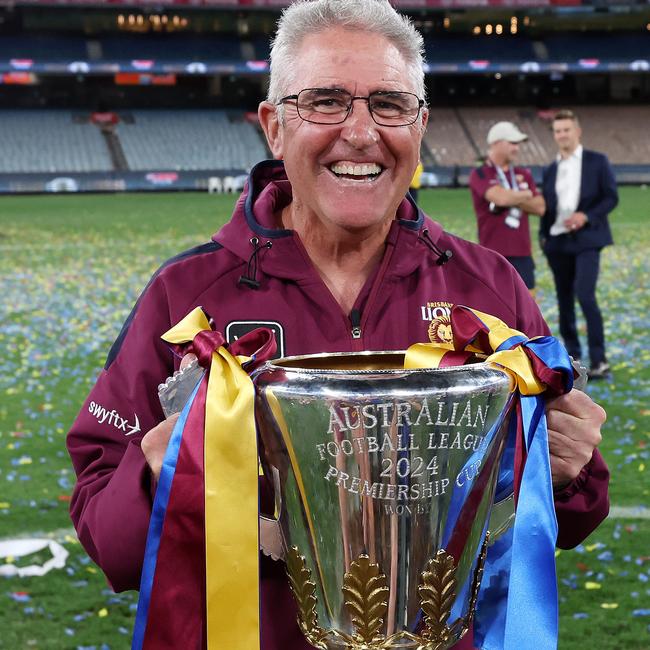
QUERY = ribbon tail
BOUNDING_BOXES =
[503,395,559,649]
[133,380,203,650]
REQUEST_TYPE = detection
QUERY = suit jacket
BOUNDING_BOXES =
[540,148,618,254]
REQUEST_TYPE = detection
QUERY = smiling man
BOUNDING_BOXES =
[67,2,610,649]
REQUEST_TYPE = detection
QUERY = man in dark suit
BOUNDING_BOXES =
[540,109,618,379]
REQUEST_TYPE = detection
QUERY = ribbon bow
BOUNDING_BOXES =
[133,307,275,650]
[405,305,573,650]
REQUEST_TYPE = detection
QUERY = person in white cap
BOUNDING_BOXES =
[469,121,546,291]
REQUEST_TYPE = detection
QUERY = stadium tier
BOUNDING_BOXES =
[116,110,268,171]
[2,31,649,75]
[1,106,649,192]
[423,105,650,168]
[0,109,268,173]
[0,110,113,173]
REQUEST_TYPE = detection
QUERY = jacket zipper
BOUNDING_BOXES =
[350,308,362,340]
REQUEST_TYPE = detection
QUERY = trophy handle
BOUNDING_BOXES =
[260,465,287,561]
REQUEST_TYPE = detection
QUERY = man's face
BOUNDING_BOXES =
[491,139,521,166]
[552,118,581,154]
[260,27,427,234]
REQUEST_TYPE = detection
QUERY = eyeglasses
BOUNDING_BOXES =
[277,87,424,127]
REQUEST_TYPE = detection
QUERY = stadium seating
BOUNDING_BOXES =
[0,35,88,60]
[116,110,268,171]
[426,36,538,64]
[423,105,650,167]
[2,106,647,177]
[571,106,650,164]
[458,107,552,166]
[423,108,479,166]
[0,110,113,173]
[97,35,246,62]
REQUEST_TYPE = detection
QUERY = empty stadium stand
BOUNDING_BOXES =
[457,106,552,166]
[116,110,268,171]
[423,108,479,166]
[0,110,113,173]
[1,107,648,187]
[421,105,650,167]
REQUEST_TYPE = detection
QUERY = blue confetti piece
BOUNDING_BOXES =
[573,613,589,619]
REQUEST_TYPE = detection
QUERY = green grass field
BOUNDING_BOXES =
[1,188,648,649]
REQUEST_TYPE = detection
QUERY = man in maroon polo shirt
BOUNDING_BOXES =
[469,121,546,291]
[67,2,609,649]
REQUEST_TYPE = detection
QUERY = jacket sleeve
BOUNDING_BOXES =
[585,153,618,225]
[554,448,610,549]
[67,274,175,591]
[512,281,610,548]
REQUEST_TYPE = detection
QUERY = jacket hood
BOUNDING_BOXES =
[213,159,447,282]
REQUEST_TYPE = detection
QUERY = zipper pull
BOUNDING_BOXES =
[350,309,362,340]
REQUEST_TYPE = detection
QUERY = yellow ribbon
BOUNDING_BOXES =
[404,307,545,396]
[162,307,260,650]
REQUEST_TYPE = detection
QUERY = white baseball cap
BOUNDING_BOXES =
[486,121,528,145]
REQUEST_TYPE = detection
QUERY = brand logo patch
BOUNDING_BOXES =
[225,321,284,359]
[420,301,454,344]
[88,401,141,436]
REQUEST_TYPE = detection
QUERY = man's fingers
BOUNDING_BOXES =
[141,413,180,480]
[547,389,607,423]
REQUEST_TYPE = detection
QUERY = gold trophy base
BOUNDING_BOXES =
[286,535,489,650]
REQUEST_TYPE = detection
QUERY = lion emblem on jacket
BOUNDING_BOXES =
[428,315,453,344]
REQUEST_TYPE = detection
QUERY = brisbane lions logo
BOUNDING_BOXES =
[421,301,454,344]
[428,316,453,344]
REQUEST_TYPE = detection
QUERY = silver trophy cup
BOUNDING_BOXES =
[253,351,516,650]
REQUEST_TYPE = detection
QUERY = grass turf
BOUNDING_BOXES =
[1,187,648,648]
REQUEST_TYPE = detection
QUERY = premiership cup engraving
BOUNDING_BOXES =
[253,352,514,649]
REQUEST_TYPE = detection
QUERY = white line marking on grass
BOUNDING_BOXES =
[0,527,77,544]
[609,506,650,520]
[1,506,647,545]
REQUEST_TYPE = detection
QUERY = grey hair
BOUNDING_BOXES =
[267,0,426,108]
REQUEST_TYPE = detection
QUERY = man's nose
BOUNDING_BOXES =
[340,98,380,148]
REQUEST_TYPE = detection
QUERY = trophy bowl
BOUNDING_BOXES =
[253,351,516,650]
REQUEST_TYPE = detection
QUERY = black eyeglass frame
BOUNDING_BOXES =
[276,88,425,127]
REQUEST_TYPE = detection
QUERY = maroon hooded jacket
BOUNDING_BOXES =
[67,160,609,650]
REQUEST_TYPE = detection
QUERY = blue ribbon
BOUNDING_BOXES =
[132,382,201,650]
[475,336,572,650]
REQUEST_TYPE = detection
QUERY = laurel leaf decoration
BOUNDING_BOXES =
[342,554,390,643]
[286,546,322,640]
[417,549,457,642]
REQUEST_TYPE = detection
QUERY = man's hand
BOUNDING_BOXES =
[141,413,179,481]
[546,389,606,488]
[565,211,588,231]
[141,353,197,481]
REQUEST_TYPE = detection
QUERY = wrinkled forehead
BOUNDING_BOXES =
[290,28,416,95]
